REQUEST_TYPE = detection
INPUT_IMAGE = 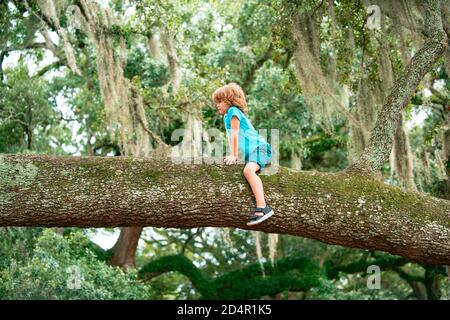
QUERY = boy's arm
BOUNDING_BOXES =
[230,116,240,157]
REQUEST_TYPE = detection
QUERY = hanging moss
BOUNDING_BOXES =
[291,5,363,137]
[35,0,81,75]
[255,231,265,276]
[268,233,279,266]
[65,1,152,158]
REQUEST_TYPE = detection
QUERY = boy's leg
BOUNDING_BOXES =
[243,162,266,215]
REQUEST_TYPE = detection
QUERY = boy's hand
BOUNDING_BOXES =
[224,155,238,165]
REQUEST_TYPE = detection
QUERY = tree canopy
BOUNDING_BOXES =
[0,0,449,300]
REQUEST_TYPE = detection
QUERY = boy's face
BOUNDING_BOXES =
[216,101,230,115]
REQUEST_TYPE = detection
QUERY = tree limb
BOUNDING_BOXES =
[326,255,408,279]
[138,254,320,299]
[34,60,65,78]
[0,153,449,264]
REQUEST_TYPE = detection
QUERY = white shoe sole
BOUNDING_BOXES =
[246,210,274,226]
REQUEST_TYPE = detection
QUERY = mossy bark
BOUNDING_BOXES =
[1,153,450,265]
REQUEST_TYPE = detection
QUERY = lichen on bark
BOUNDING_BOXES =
[0,155,38,205]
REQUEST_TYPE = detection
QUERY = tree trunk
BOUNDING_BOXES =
[424,266,443,300]
[390,111,418,192]
[109,226,142,270]
[1,153,449,265]
[147,33,162,61]
[160,27,181,95]
[409,282,427,300]
[347,0,448,173]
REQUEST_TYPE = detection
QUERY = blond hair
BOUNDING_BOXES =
[212,83,248,114]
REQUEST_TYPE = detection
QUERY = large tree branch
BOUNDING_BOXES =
[1,42,48,53]
[326,255,408,279]
[140,252,438,299]
[138,254,320,299]
[347,0,448,173]
[33,60,65,78]
[0,153,449,264]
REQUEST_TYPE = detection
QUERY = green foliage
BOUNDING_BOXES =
[308,276,402,300]
[0,229,151,299]
[0,227,42,269]
[140,253,321,299]
[125,45,170,88]
[0,63,72,154]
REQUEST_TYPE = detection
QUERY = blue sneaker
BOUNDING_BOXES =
[246,204,274,226]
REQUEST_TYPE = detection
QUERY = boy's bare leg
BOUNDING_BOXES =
[244,162,266,216]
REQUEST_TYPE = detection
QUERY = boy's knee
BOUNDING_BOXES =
[243,166,255,178]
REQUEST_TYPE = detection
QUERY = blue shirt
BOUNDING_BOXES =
[223,106,271,158]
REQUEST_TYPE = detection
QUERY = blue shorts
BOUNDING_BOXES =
[245,146,272,172]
